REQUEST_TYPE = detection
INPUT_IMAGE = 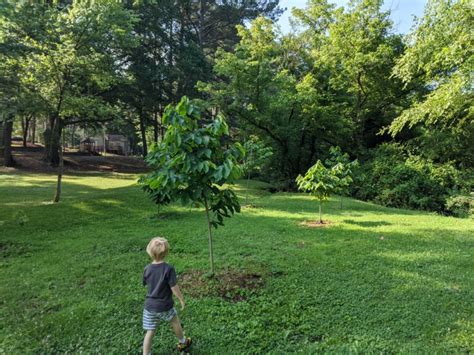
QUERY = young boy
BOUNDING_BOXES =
[142,237,192,354]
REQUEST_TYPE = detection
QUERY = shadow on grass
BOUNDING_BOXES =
[342,219,392,227]
[258,193,427,217]
[224,213,472,350]
[1,174,472,352]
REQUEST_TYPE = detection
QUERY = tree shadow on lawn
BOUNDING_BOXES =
[343,219,392,227]
[260,193,426,217]
[216,212,473,350]
[0,181,200,247]
[2,181,472,352]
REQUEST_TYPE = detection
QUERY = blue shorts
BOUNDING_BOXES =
[143,307,177,330]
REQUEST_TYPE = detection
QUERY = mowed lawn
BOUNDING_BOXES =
[0,172,473,353]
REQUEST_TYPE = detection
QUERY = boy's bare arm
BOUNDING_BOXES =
[171,285,185,310]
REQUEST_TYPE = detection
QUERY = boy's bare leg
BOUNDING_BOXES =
[143,330,156,355]
[170,315,184,340]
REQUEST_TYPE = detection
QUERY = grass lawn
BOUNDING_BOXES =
[1,172,473,353]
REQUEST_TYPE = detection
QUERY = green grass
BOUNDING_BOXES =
[1,173,473,353]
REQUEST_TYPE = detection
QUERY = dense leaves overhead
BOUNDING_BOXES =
[390,0,473,135]
[140,96,244,228]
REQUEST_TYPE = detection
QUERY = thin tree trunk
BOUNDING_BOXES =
[159,106,165,140]
[198,0,205,49]
[153,111,159,143]
[0,120,3,155]
[245,143,253,205]
[45,116,61,166]
[21,116,30,148]
[3,115,14,167]
[204,196,215,275]
[139,112,148,158]
[340,196,343,209]
[70,124,76,148]
[53,127,64,203]
[30,116,36,144]
[319,200,322,224]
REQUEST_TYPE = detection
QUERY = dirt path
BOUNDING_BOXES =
[1,145,148,173]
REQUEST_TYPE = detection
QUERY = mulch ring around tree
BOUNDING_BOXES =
[299,220,333,228]
[179,269,264,302]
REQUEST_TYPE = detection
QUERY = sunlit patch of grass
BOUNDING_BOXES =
[1,172,473,353]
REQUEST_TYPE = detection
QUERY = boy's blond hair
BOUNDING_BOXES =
[146,237,170,261]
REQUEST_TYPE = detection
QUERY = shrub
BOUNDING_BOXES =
[351,143,470,214]
[445,194,474,218]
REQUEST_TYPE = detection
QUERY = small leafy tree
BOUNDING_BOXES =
[140,97,244,274]
[296,160,339,224]
[325,146,359,208]
[242,135,273,204]
[242,135,273,177]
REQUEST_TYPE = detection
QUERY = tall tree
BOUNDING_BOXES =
[0,115,14,166]
[389,0,473,167]
[182,0,282,54]
[122,0,282,158]
[293,0,407,153]
[200,17,349,182]
[2,1,136,166]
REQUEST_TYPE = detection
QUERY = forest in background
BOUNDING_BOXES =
[0,0,472,217]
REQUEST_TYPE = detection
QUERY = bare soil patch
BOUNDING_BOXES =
[179,269,264,302]
[7,146,148,173]
[242,204,260,209]
[299,220,333,228]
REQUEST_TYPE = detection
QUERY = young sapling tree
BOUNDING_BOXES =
[140,97,245,274]
[325,146,358,208]
[296,160,339,224]
[242,135,273,204]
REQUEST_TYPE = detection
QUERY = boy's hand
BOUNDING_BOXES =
[171,285,186,310]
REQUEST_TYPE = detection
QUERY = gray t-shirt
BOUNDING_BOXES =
[143,262,177,312]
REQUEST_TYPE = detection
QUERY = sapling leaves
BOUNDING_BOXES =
[139,96,245,273]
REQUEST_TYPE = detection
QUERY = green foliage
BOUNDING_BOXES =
[202,1,407,182]
[445,194,474,218]
[293,0,406,151]
[140,96,244,228]
[200,17,350,181]
[296,160,341,222]
[296,161,338,203]
[4,1,135,117]
[390,0,473,136]
[242,135,273,177]
[1,0,137,164]
[325,146,359,197]
[352,143,469,212]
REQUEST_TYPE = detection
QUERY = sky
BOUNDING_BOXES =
[277,0,428,34]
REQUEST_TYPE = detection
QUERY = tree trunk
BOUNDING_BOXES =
[245,142,253,205]
[159,106,165,140]
[3,115,14,167]
[44,116,61,166]
[53,127,64,203]
[318,200,322,224]
[0,120,3,156]
[30,116,36,144]
[204,197,215,275]
[70,124,76,148]
[197,0,205,49]
[340,196,343,209]
[153,111,159,144]
[21,116,30,148]
[139,112,148,158]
